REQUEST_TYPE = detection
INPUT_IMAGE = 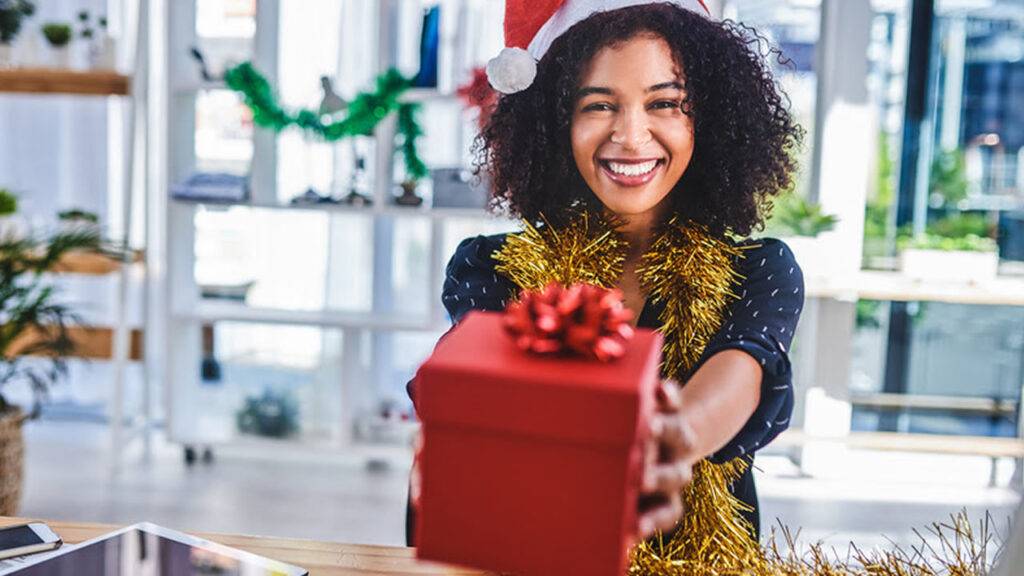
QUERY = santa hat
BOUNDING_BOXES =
[486,0,711,95]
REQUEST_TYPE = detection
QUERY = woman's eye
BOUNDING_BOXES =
[581,102,614,113]
[650,100,681,110]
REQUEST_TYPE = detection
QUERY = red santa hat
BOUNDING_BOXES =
[487,0,711,94]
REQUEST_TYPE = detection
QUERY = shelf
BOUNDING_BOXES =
[0,68,130,96]
[177,300,449,331]
[805,269,1024,306]
[848,392,1017,416]
[50,250,144,275]
[175,197,494,220]
[399,88,458,103]
[174,82,454,99]
[8,325,144,360]
[172,79,229,93]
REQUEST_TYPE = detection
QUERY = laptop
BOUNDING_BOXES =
[0,522,308,575]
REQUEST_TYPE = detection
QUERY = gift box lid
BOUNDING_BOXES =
[415,311,662,447]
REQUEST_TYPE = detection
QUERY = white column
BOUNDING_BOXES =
[940,17,966,152]
[794,0,873,458]
[249,0,280,204]
[812,0,872,275]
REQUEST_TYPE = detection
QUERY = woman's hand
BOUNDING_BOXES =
[409,430,423,509]
[637,380,698,540]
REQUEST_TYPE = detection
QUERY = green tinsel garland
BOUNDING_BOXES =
[224,62,428,180]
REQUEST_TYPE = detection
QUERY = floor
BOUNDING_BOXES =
[20,420,1023,558]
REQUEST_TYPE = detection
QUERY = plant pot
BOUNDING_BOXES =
[89,36,116,70]
[0,214,28,241]
[50,45,70,68]
[0,408,27,516]
[58,217,102,239]
[778,235,829,277]
[0,43,13,68]
[19,30,40,67]
[900,249,999,283]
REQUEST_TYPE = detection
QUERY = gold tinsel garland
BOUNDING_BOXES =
[494,211,626,290]
[637,218,747,382]
[629,459,765,576]
[492,211,1005,575]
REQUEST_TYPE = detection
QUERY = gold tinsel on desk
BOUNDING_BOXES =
[492,211,1005,575]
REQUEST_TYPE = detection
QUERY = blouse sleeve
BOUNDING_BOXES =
[441,234,518,323]
[697,238,805,463]
[409,234,517,408]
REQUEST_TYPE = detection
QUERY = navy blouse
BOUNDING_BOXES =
[436,233,804,534]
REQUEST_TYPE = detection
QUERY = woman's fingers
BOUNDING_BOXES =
[636,382,694,540]
[656,380,682,411]
[644,425,659,489]
[642,460,692,493]
[410,431,424,508]
[637,492,684,539]
[651,412,698,465]
[409,458,422,509]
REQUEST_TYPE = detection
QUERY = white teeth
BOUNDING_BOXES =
[607,160,658,177]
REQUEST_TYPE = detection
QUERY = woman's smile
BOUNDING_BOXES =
[600,158,664,186]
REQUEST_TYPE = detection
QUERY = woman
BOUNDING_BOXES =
[413,0,804,566]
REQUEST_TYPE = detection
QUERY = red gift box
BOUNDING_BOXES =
[414,310,663,576]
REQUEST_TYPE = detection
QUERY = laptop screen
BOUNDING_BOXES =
[5,524,308,576]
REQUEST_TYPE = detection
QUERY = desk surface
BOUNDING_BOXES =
[0,517,483,575]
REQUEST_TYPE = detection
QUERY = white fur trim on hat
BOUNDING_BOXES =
[528,0,710,62]
[486,47,538,95]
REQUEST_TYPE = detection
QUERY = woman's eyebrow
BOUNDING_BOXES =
[576,86,613,99]
[647,81,684,93]
[576,81,682,99]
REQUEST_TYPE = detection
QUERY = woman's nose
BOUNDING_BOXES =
[610,107,651,149]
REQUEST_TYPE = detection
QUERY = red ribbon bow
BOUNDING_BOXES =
[504,283,635,362]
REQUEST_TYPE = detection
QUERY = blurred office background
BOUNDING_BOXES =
[0,0,1021,554]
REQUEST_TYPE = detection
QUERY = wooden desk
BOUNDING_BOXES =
[0,517,484,575]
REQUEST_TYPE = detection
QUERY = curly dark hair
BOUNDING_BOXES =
[476,3,804,237]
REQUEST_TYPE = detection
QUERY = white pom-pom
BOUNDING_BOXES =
[485,47,537,94]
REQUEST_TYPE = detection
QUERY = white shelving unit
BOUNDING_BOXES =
[170,197,490,220]
[161,0,511,461]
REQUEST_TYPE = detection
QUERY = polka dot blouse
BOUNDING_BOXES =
[439,233,805,463]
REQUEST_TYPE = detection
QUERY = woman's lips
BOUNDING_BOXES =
[599,159,664,187]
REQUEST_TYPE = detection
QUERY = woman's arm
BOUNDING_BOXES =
[676,349,761,457]
[637,239,803,538]
[637,350,761,537]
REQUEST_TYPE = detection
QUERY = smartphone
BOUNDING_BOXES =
[0,523,62,560]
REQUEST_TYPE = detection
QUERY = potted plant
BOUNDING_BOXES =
[763,192,839,276]
[40,22,70,68]
[57,208,101,241]
[394,179,423,207]
[0,227,101,514]
[898,232,999,283]
[93,15,112,70]
[0,0,34,66]
[76,10,91,68]
[0,188,27,241]
[76,10,111,70]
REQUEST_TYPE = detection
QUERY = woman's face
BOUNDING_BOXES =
[571,35,694,222]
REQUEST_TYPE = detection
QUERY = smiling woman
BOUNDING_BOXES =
[479,3,802,238]
[411,0,806,572]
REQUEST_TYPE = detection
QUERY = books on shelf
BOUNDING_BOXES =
[171,172,249,203]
